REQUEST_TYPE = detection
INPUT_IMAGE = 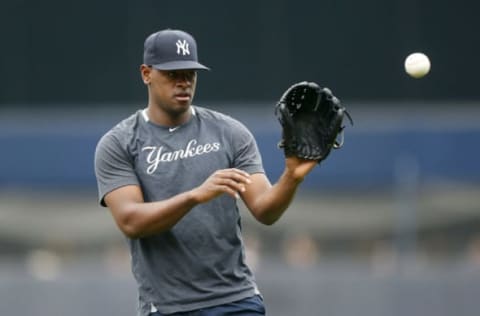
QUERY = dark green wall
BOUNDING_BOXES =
[1,0,478,106]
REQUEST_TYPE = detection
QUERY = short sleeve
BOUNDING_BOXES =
[230,120,265,175]
[94,132,140,206]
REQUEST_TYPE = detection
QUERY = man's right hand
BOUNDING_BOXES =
[190,168,252,203]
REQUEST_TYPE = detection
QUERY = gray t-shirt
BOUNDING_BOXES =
[94,106,265,315]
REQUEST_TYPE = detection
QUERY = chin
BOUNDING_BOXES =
[169,103,191,116]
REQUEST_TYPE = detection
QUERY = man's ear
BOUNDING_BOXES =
[140,64,152,85]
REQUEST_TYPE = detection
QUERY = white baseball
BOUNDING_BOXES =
[404,52,431,78]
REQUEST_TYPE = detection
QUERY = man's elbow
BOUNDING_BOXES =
[121,223,143,239]
[115,207,144,239]
[255,213,280,226]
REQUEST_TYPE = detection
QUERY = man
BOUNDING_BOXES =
[94,28,318,316]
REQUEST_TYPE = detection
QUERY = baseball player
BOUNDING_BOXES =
[94,29,319,316]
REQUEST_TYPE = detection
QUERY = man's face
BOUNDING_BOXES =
[142,66,197,116]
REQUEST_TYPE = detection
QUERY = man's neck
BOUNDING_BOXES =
[145,105,193,127]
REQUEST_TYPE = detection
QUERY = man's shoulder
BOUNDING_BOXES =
[97,109,142,147]
[194,106,246,128]
[106,110,142,135]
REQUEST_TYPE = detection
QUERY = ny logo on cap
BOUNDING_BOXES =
[176,39,190,56]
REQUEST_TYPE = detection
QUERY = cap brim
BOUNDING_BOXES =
[151,60,210,71]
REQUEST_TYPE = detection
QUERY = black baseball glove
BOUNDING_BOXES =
[275,81,353,162]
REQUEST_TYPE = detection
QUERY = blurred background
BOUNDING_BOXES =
[1,0,480,315]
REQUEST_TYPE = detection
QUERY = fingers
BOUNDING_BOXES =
[194,169,251,203]
[213,169,251,198]
[200,168,249,200]
[218,185,241,199]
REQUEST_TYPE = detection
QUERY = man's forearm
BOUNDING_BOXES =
[250,170,304,225]
[122,190,200,238]
[119,168,251,238]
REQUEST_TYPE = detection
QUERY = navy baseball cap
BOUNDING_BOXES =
[143,29,210,71]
